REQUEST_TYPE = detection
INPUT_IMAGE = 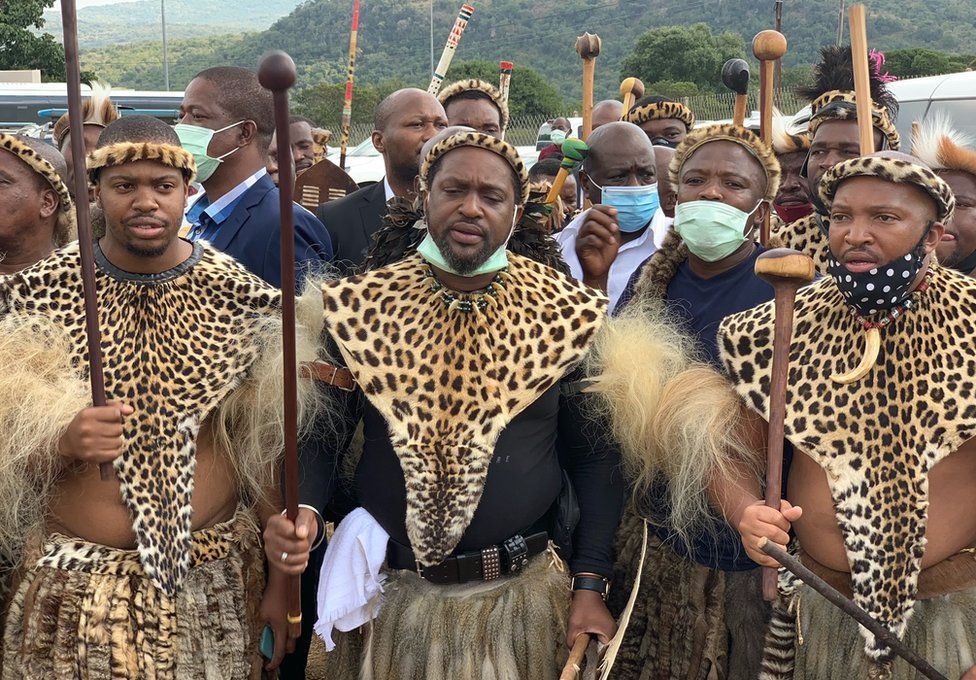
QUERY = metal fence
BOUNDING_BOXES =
[336,88,807,148]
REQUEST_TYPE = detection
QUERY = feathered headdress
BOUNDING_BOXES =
[53,82,120,149]
[771,110,811,156]
[798,46,900,150]
[911,113,976,178]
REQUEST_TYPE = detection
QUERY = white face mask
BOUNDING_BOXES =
[417,210,519,277]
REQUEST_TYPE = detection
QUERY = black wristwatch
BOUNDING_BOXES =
[571,573,610,601]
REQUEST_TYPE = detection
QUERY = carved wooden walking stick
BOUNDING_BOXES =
[428,3,475,96]
[258,50,303,639]
[752,30,787,246]
[576,32,601,140]
[753,248,815,601]
[498,61,513,106]
[59,0,113,481]
[722,58,751,127]
[338,0,360,171]
[759,540,949,680]
[618,77,644,121]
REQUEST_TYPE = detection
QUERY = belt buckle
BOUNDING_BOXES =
[502,534,529,574]
[481,545,501,581]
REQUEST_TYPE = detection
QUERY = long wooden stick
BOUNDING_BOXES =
[258,50,303,638]
[754,249,815,601]
[848,4,875,156]
[560,634,591,680]
[60,0,113,482]
[576,33,601,140]
[721,58,750,127]
[618,77,644,122]
[759,540,948,680]
[427,4,475,96]
[338,0,360,171]
[752,30,787,246]
[498,61,513,105]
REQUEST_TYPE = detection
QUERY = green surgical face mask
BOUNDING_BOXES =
[416,213,518,277]
[673,200,761,262]
[173,121,244,182]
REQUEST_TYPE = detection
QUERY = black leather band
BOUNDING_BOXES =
[571,574,609,600]
[387,531,549,585]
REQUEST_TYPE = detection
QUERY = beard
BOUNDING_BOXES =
[431,227,496,275]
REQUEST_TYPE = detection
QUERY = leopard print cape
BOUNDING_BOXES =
[320,251,607,566]
[718,265,976,660]
[0,242,281,595]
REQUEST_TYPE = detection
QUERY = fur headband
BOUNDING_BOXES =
[0,133,76,246]
[53,82,120,149]
[87,142,197,184]
[819,155,955,223]
[438,79,510,132]
[808,91,901,150]
[626,100,695,130]
[772,113,811,155]
[670,123,781,202]
[911,114,976,178]
[419,131,529,204]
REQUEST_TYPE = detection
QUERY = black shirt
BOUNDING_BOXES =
[299,363,624,578]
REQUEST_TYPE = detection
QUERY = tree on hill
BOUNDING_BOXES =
[293,80,406,129]
[620,23,747,96]
[1,0,68,80]
[883,48,975,78]
[444,61,566,116]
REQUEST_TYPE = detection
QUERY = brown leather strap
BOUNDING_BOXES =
[300,361,356,391]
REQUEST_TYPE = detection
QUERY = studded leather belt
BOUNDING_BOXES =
[386,531,549,585]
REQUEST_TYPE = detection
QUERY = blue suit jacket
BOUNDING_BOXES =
[210,173,333,289]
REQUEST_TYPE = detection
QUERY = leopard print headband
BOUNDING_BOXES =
[819,155,955,223]
[809,90,901,150]
[438,79,510,132]
[420,130,529,204]
[670,123,781,202]
[626,100,696,130]
[87,142,197,184]
[0,133,76,245]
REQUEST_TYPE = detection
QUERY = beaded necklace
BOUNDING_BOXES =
[848,268,934,330]
[423,265,511,314]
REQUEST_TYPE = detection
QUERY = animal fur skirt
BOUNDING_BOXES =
[607,508,769,680]
[761,551,976,680]
[1,508,265,680]
[307,548,573,680]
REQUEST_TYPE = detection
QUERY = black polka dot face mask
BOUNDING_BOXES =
[828,225,931,316]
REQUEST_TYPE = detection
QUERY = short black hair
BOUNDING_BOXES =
[442,90,502,123]
[528,158,562,181]
[96,114,179,149]
[289,115,314,127]
[193,66,274,149]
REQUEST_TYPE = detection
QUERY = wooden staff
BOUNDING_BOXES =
[754,248,815,601]
[498,61,513,105]
[60,0,113,482]
[576,32,601,140]
[752,30,787,246]
[759,540,948,680]
[848,4,875,155]
[258,50,303,640]
[545,138,588,205]
[721,58,750,127]
[338,0,361,171]
[618,77,644,121]
[560,634,591,680]
[427,3,475,96]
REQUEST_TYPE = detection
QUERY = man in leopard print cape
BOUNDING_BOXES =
[263,130,625,680]
[0,115,318,679]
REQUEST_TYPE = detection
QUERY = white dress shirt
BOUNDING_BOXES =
[556,207,672,309]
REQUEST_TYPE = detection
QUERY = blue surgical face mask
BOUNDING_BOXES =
[589,179,661,233]
[417,213,518,277]
[173,120,244,182]
[674,200,761,262]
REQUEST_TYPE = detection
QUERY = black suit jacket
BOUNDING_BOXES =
[315,180,388,275]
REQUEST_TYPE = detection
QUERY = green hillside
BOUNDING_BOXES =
[80,0,976,98]
[45,0,302,48]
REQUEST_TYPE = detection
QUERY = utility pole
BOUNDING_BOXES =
[161,0,170,90]
[774,0,783,91]
[837,0,846,46]
[429,0,435,78]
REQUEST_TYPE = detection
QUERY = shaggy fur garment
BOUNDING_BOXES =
[1,509,265,680]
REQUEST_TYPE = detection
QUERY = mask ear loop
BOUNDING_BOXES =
[744,199,765,241]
